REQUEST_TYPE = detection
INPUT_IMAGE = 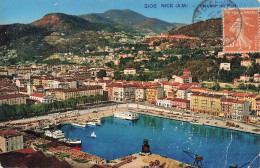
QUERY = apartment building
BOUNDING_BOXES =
[0,94,27,106]
[0,129,23,153]
[190,93,224,116]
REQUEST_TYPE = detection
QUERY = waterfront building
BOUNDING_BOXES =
[221,98,235,118]
[135,86,149,101]
[47,86,103,101]
[0,129,23,153]
[171,98,190,110]
[157,97,172,107]
[255,97,260,116]
[0,94,27,106]
[190,93,224,116]
[232,93,259,111]
[232,100,250,121]
[146,87,164,104]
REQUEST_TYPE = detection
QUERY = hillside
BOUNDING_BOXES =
[0,9,186,64]
[80,9,184,34]
[31,13,91,33]
[134,18,177,34]
[0,23,51,45]
[169,18,222,38]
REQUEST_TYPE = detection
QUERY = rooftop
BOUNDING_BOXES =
[0,94,27,99]
[0,129,22,138]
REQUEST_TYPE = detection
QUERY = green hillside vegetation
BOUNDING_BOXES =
[169,18,222,38]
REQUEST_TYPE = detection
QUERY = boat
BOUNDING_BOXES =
[190,122,203,125]
[58,138,82,148]
[44,130,65,139]
[86,118,101,126]
[91,131,96,138]
[114,111,139,120]
[71,122,86,128]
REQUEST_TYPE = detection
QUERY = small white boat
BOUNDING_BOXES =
[71,122,86,128]
[91,132,96,138]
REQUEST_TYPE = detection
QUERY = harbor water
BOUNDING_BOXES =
[61,114,260,168]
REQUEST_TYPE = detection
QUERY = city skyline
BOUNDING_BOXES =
[0,0,259,25]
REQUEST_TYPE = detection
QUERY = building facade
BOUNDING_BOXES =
[0,129,23,153]
[0,94,27,106]
[232,100,250,121]
[190,93,224,116]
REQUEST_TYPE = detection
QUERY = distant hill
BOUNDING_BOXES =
[0,9,186,64]
[31,13,91,33]
[80,9,185,34]
[169,18,222,38]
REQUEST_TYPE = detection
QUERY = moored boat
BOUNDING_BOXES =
[114,111,139,120]
[44,130,65,139]
[58,138,82,148]
[71,122,86,128]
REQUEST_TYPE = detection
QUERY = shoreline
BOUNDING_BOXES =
[1,103,259,136]
[136,110,260,136]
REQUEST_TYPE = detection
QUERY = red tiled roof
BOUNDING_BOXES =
[124,68,136,70]
[161,81,181,86]
[178,85,191,90]
[191,92,223,98]
[232,92,248,97]
[48,85,102,92]
[183,82,199,86]
[191,87,207,90]
[171,98,190,103]
[179,75,191,79]
[0,94,27,99]
[221,98,235,103]
[31,92,46,98]
[218,90,233,94]
[0,129,22,138]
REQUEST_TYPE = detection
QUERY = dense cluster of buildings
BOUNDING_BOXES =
[0,63,259,122]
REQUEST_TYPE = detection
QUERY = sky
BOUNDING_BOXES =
[0,0,259,25]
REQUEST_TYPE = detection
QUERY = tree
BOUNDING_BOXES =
[97,70,107,79]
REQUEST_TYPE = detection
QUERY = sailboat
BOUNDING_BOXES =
[91,131,96,138]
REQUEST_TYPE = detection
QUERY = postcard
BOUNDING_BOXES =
[0,0,260,168]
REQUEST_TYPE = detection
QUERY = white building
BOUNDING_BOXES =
[176,85,191,99]
[124,68,136,75]
[175,76,192,84]
[30,93,53,104]
[220,63,231,71]
[157,97,172,108]
[241,60,252,67]
[240,75,250,82]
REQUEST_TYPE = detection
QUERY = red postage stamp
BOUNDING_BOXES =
[223,8,259,53]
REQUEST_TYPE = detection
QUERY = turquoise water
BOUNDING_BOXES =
[61,115,260,168]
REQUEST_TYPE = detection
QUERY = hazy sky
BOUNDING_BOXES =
[0,0,259,25]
